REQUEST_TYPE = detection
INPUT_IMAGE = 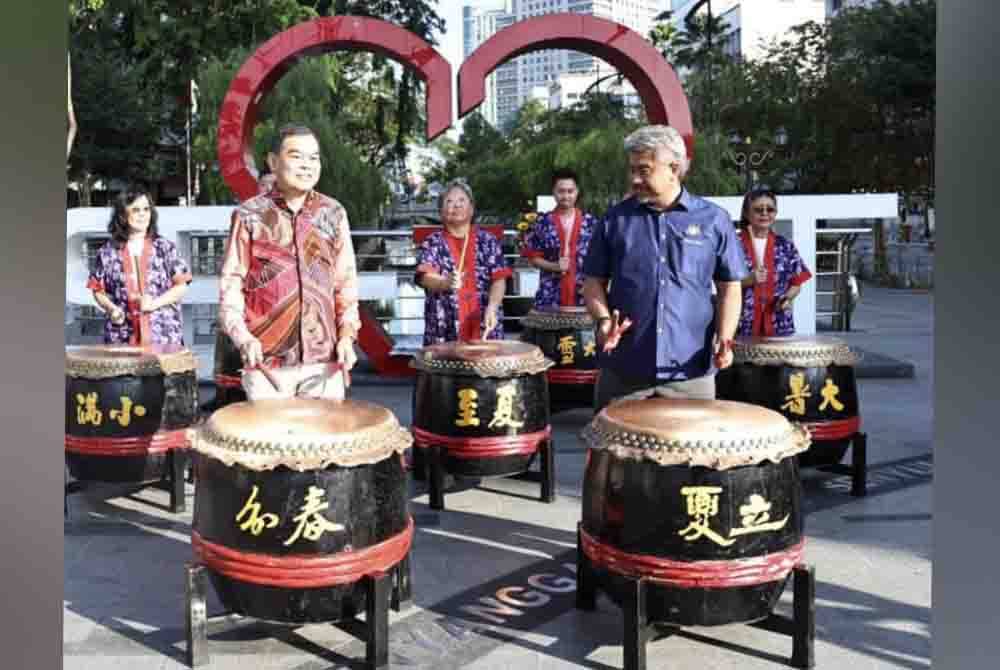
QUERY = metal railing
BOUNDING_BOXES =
[347,229,535,332]
[815,228,870,332]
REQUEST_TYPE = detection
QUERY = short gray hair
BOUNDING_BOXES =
[624,125,690,179]
[438,178,476,211]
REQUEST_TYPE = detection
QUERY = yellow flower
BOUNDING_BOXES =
[516,221,530,232]
[525,213,538,223]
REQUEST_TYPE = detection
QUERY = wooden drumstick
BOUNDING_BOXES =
[242,365,283,394]
[454,228,473,340]
[455,227,472,284]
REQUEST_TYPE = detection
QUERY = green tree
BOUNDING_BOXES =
[192,50,389,227]
[69,0,315,203]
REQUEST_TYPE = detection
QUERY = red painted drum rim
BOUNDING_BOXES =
[547,369,599,385]
[801,415,861,441]
[65,428,191,456]
[215,373,242,389]
[191,516,414,588]
[411,426,550,458]
[580,526,805,588]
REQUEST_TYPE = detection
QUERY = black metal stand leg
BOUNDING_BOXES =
[791,564,816,668]
[575,524,597,611]
[623,575,649,670]
[64,479,88,519]
[851,433,868,497]
[170,449,187,514]
[365,572,391,670]
[186,563,210,668]
[411,447,426,482]
[539,438,555,503]
[428,446,445,511]
[391,554,412,612]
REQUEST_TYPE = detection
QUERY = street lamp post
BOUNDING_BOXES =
[727,128,788,192]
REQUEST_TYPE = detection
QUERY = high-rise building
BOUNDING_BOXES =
[666,1,826,64]
[462,1,513,128]
[826,0,904,17]
[463,0,662,132]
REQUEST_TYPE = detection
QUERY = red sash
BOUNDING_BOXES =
[554,209,583,306]
[120,238,154,345]
[444,228,482,341]
[740,230,777,336]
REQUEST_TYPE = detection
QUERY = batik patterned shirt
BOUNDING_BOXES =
[218,185,360,368]
[87,237,192,345]
[520,209,597,308]
[415,227,512,346]
[737,229,812,337]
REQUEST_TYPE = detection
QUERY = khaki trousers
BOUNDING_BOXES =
[241,362,346,401]
[594,366,716,414]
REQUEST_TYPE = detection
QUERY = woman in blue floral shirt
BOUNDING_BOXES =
[87,185,192,345]
[736,187,812,336]
[415,180,512,346]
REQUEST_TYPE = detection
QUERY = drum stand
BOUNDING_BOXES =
[64,448,188,518]
[184,555,412,669]
[418,438,556,511]
[816,431,867,497]
[575,525,816,670]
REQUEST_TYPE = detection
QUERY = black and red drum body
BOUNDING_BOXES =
[580,398,811,626]
[519,305,599,389]
[65,345,199,483]
[716,336,862,468]
[411,341,553,478]
[212,329,246,408]
[191,398,413,624]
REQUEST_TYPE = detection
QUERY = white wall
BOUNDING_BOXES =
[67,193,898,338]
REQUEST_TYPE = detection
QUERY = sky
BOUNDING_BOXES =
[433,1,469,138]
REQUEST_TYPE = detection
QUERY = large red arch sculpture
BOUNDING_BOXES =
[215,14,696,378]
[217,16,453,201]
[458,13,694,159]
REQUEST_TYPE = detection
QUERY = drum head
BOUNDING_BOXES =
[584,397,809,469]
[521,305,594,330]
[733,335,860,367]
[66,344,196,378]
[196,398,412,471]
[413,340,552,377]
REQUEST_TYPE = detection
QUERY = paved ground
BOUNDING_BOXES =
[64,283,932,670]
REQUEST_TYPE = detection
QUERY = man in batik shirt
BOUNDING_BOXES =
[218,124,360,399]
[520,168,598,308]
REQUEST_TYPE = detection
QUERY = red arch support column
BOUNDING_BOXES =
[217,16,453,201]
[458,13,694,159]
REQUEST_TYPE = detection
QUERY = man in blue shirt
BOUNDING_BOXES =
[582,125,747,412]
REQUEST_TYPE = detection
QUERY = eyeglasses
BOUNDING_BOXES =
[752,206,777,215]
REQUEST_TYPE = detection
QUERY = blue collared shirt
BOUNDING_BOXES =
[581,190,747,381]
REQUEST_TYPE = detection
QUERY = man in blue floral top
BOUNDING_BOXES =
[520,168,598,308]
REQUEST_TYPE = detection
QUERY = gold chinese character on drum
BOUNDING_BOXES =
[577,397,810,628]
[411,340,555,510]
[191,397,413,625]
[520,305,599,409]
[716,335,866,477]
[64,345,199,514]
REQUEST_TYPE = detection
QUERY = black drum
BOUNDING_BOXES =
[191,398,412,624]
[579,398,810,626]
[65,344,198,483]
[411,340,552,478]
[212,329,246,408]
[520,305,598,408]
[716,335,862,467]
